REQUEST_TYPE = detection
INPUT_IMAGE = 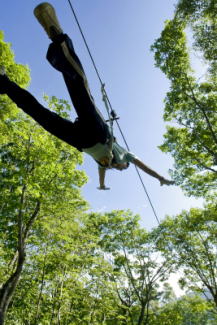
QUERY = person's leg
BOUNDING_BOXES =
[47,34,110,145]
[0,74,84,150]
[47,34,105,123]
[34,3,110,144]
[34,3,104,122]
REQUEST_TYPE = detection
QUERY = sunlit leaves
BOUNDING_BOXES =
[0,31,88,323]
[151,1,217,198]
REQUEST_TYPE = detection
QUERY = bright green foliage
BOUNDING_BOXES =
[6,214,119,324]
[2,3,217,321]
[0,31,122,325]
[86,210,173,324]
[0,31,29,85]
[0,31,30,121]
[5,209,172,324]
[0,91,88,262]
[151,1,217,198]
[149,295,217,325]
[176,0,217,74]
[152,202,217,309]
[151,4,217,309]
[0,29,174,325]
[0,30,30,282]
[0,31,88,324]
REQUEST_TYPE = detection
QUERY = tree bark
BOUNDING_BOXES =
[0,251,25,325]
[0,197,40,325]
[137,303,145,325]
[34,247,48,325]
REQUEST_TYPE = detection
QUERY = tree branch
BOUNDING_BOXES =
[184,75,217,146]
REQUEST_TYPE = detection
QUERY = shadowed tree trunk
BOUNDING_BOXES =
[0,251,25,325]
[0,193,40,325]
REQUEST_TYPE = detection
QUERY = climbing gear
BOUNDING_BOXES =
[99,156,112,167]
[34,2,63,40]
[101,84,119,124]
[101,84,119,165]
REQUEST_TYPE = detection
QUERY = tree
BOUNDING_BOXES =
[86,210,173,325]
[151,0,217,198]
[0,31,87,324]
[150,0,217,317]
[149,294,217,325]
[176,0,217,75]
[152,203,217,309]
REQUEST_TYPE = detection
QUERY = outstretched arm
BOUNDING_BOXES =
[97,167,110,190]
[132,158,174,186]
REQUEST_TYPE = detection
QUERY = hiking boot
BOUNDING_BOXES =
[34,2,63,40]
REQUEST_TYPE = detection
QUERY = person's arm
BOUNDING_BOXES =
[132,158,174,186]
[97,167,110,190]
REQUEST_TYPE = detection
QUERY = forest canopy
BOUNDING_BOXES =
[0,0,216,324]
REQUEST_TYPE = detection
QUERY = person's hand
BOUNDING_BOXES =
[160,178,175,186]
[97,185,110,190]
[0,66,6,76]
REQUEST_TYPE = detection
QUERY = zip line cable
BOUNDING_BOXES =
[67,0,160,225]
[67,0,104,86]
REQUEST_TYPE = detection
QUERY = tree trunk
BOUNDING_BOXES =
[137,305,145,325]
[57,274,65,325]
[0,251,25,325]
[0,184,26,325]
[50,279,60,324]
[214,293,217,309]
[0,193,40,325]
[34,248,47,324]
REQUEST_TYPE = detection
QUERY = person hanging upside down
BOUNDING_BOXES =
[0,2,174,190]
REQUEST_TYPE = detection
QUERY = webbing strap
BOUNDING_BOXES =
[101,84,114,167]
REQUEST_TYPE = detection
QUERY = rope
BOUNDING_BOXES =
[101,84,114,162]
[67,0,104,86]
[66,0,161,225]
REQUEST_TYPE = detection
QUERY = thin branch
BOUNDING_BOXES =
[193,156,217,173]
[178,120,217,158]
[23,200,41,241]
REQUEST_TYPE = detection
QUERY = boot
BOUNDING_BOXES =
[34,2,63,40]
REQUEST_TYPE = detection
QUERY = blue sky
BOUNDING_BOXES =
[1,0,203,230]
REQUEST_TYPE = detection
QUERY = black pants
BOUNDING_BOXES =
[5,34,110,151]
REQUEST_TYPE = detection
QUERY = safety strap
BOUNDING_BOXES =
[101,84,119,166]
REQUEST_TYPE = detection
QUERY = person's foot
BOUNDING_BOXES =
[160,178,175,186]
[34,2,63,40]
